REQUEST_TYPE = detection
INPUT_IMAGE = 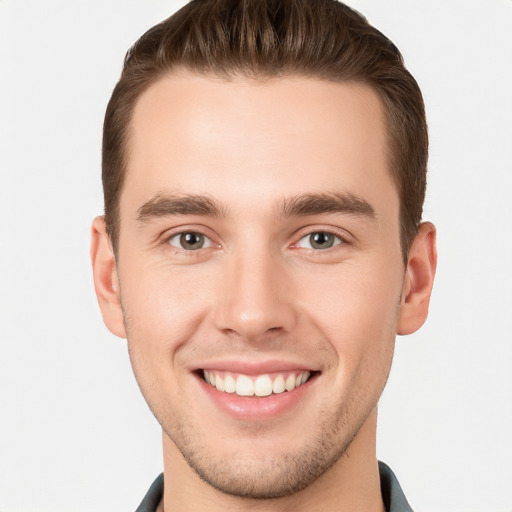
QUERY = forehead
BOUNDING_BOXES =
[122,72,396,218]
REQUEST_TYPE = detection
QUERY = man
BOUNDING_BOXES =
[91,0,437,510]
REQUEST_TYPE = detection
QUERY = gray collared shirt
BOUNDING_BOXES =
[135,461,413,512]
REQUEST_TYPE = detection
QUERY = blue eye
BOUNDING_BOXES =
[168,232,212,250]
[297,232,343,250]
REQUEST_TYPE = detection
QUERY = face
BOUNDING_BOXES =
[109,73,408,497]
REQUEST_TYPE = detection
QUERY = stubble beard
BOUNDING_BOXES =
[157,395,378,500]
[126,340,391,500]
[122,295,398,501]
[130,358,389,500]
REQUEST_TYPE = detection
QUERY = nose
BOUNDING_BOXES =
[212,248,298,342]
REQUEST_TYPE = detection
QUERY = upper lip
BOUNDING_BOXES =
[193,359,319,375]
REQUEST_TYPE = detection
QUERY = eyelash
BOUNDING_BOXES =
[162,228,217,255]
[161,227,350,254]
[291,227,350,254]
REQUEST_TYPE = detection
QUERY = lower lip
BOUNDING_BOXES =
[196,373,317,421]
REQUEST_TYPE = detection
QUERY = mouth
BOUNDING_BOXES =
[201,369,314,397]
[193,362,320,420]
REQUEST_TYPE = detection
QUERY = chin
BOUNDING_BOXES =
[162,403,363,500]
[184,450,342,499]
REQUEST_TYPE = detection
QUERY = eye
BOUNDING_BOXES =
[168,232,212,251]
[297,231,343,250]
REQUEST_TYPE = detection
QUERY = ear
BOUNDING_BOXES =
[90,216,126,338]
[397,222,437,335]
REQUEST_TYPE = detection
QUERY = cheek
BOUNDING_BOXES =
[119,266,212,417]
[119,261,215,359]
[295,259,402,366]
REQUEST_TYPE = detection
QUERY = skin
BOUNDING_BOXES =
[91,72,437,512]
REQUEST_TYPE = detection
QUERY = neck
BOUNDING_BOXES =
[160,408,384,512]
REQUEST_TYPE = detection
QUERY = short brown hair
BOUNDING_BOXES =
[102,0,428,261]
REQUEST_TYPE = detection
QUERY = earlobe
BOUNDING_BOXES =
[397,222,437,335]
[90,216,127,338]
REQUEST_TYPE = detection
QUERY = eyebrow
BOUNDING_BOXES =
[136,191,375,223]
[137,193,227,223]
[278,192,376,219]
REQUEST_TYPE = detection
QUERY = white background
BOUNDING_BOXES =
[1,1,511,511]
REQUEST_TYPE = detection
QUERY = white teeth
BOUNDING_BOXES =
[272,375,285,394]
[254,375,273,397]
[204,370,312,397]
[215,374,225,392]
[285,374,296,391]
[224,374,236,393]
[236,375,254,396]
[203,370,216,386]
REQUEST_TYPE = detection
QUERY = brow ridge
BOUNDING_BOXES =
[136,193,227,222]
[136,191,375,223]
[279,192,376,219]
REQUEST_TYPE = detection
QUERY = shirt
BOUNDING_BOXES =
[135,461,413,512]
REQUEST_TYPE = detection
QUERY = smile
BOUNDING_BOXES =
[203,370,312,397]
